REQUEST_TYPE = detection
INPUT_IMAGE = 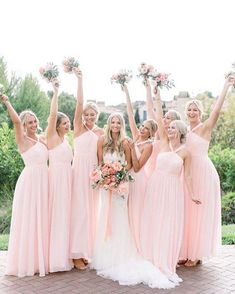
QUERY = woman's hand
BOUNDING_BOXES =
[51,78,59,93]
[0,94,9,103]
[73,67,82,80]
[191,196,202,205]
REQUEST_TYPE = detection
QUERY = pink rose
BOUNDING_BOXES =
[117,182,129,196]
[112,162,122,172]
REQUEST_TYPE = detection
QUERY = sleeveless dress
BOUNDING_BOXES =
[140,147,184,283]
[91,151,176,289]
[179,124,221,261]
[70,129,99,261]
[128,143,148,252]
[48,139,73,272]
[6,141,49,277]
[144,139,161,178]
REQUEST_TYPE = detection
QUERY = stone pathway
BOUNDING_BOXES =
[0,246,235,293]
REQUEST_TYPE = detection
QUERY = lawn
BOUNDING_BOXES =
[0,225,234,251]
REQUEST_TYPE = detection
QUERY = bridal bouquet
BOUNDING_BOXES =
[150,71,175,91]
[39,63,59,86]
[137,62,155,83]
[0,84,5,97]
[90,161,134,196]
[111,69,132,86]
[62,57,80,73]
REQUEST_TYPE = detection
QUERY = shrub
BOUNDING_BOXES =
[221,192,235,225]
[209,145,235,193]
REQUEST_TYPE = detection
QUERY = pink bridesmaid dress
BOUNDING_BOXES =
[70,129,99,261]
[6,140,49,277]
[128,144,148,253]
[48,139,73,272]
[140,146,184,283]
[180,124,221,261]
[144,139,161,178]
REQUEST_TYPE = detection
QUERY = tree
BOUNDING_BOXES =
[134,107,140,125]
[58,92,76,129]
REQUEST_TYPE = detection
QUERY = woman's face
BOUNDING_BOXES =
[167,121,178,140]
[57,117,70,134]
[110,116,121,134]
[186,103,201,123]
[24,115,38,135]
[162,111,174,129]
[139,121,151,139]
[83,108,97,126]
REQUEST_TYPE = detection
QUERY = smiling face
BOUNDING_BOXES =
[139,121,151,140]
[24,114,38,135]
[83,107,98,127]
[167,121,178,140]
[110,116,122,134]
[186,102,201,123]
[57,117,70,135]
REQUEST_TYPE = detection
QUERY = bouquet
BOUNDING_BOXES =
[90,161,134,196]
[111,69,132,86]
[150,71,175,91]
[0,84,5,97]
[62,57,80,73]
[39,63,59,86]
[137,62,155,83]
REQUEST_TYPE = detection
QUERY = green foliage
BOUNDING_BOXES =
[97,112,109,128]
[134,107,140,125]
[221,192,235,225]
[209,145,235,193]
[58,92,76,129]
[222,224,235,244]
[0,234,9,250]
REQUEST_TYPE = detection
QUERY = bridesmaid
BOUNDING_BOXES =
[180,76,235,267]
[1,95,49,277]
[121,84,157,252]
[46,79,73,272]
[140,86,201,283]
[144,81,181,178]
[70,69,104,269]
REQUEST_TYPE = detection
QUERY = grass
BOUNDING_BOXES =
[0,225,234,251]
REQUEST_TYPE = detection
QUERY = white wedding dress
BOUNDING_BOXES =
[91,151,179,289]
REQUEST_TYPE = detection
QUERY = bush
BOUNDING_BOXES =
[209,145,235,193]
[222,224,235,245]
[221,192,235,225]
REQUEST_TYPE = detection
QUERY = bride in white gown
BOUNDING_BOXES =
[91,113,179,289]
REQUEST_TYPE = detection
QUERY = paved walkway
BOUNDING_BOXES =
[0,246,235,293]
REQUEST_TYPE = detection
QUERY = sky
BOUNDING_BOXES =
[0,0,235,105]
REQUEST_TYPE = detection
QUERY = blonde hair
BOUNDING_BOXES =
[170,120,187,143]
[143,119,158,138]
[185,99,204,119]
[19,110,40,131]
[103,113,126,155]
[56,112,70,130]
[83,102,99,115]
[167,110,181,121]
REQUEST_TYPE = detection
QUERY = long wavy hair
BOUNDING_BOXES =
[103,113,126,155]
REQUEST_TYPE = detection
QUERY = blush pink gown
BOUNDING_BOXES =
[144,139,161,178]
[180,124,221,261]
[48,139,73,272]
[6,141,49,277]
[141,147,184,283]
[128,144,148,253]
[70,130,99,261]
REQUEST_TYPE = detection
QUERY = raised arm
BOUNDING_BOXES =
[152,88,167,143]
[145,80,157,120]
[46,79,59,139]
[130,141,153,172]
[73,69,84,136]
[203,76,235,132]
[0,95,24,145]
[122,84,139,139]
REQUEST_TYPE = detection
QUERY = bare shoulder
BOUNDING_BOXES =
[122,138,130,148]
[95,127,104,137]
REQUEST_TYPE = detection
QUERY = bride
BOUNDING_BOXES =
[91,113,178,289]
